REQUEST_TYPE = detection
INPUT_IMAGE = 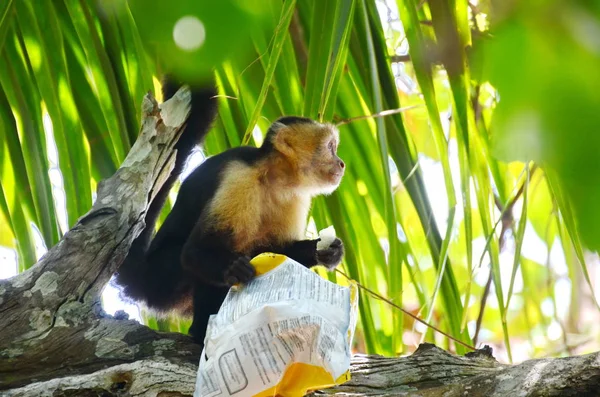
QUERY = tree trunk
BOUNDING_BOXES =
[0,90,598,397]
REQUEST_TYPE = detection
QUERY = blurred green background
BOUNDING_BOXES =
[1,0,599,363]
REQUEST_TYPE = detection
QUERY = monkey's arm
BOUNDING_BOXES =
[181,227,256,287]
[252,238,344,270]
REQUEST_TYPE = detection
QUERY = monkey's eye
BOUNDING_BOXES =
[328,140,335,153]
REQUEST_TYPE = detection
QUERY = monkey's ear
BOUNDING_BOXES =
[270,121,287,132]
[271,123,295,158]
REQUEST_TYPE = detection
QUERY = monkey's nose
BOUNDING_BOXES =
[339,160,345,169]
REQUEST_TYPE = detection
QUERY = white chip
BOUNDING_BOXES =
[317,225,337,250]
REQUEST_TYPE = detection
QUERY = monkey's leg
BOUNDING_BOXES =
[188,283,230,347]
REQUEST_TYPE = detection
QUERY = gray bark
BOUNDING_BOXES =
[0,89,598,397]
[314,344,600,396]
[0,89,200,393]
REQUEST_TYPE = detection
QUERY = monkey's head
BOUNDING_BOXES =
[265,116,345,195]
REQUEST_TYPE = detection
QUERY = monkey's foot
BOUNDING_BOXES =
[224,256,256,286]
[316,238,344,270]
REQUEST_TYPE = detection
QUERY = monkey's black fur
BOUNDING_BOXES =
[116,77,343,347]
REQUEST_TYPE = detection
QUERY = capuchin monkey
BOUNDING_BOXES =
[115,77,345,346]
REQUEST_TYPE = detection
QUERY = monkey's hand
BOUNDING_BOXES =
[224,256,256,286]
[316,238,344,271]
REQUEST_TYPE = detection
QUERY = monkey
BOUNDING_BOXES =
[115,76,345,346]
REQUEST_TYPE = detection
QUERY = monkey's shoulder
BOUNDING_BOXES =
[183,146,263,183]
[155,146,264,240]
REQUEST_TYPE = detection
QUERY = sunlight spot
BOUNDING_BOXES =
[169,185,179,205]
[102,278,142,322]
[31,223,48,261]
[465,294,477,308]
[252,124,263,146]
[394,73,416,94]
[487,289,499,309]
[419,256,433,271]
[48,169,68,234]
[554,278,571,319]
[467,320,476,338]
[396,223,407,243]
[387,156,401,191]
[550,239,568,276]
[541,297,555,317]
[440,110,451,139]
[547,320,563,341]
[379,237,389,263]
[392,62,417,94]
[306,217,318,239]
[356,180,368,196]
[475,13,489,31]
[370,211,387,235]
[375,1,390,27]
[532,331,547,349]
[173,16,206,52]
[499,247,524,299]
[402,330,419,347]
[180,149,205,181]
[23,37,42,71]
[477,327,494,342]
[43,112,59,166]
[414,320,427,334]
[418,154,450,237]
[53,187,68,235]
[59,78,78,124]
[508,295,524,311]
[474,265,490,287]
[153,76,164,103]
[43,109,68,234]
[521,222,548,265]
[471,236,487,269]
[0,247,17,280]
[85,66,97,92]
[511,341,533,364]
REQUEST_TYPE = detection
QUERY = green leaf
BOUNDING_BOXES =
[242,0,296,145]
[483,6,600,253]
[0,35,60,247]
[395,0,456,206]
[359,0,405,353]
[505,166,529,320]
[0,0,13,54]
[0,180,36,271]
[127,0,266,82]
[60,0,130,163]
[15,0,92,226]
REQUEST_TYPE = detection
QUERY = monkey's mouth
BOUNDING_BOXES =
[329,170,344,183]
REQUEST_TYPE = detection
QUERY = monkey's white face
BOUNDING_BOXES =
[309,125,344,195]
[269,119,344,196]
[321,141,344,189]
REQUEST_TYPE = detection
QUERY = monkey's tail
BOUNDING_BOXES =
[114,76,218,311]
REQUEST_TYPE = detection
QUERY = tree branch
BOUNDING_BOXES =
[0,88,196,390]
[313,344,600,396]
